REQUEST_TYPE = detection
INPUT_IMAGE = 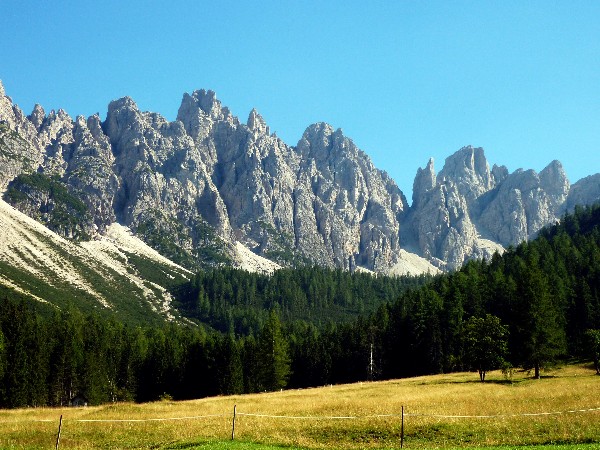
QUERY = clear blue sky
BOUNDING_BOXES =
[1,1,599,202]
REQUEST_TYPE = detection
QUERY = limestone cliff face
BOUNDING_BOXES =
[478,161,569,246]
[176,90,300,265]
[1,80,600,272]
[0,83,409,271]
[406,148,573,269]
[0,82,44,189]
[295,123,406,270]
[66,115,119,233]
[407,154,481,269]
[174,91,407,270]
[567,174,600,212]
[105,95,233,258]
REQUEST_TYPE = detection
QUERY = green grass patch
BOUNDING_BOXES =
[122,250,188,289]
[155,441,600,450]
[161,440,311,449]
[0,365,599,449]
[451,446,600,450]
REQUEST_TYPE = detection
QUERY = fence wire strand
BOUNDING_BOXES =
[405,406,600,419]
[1,405,599,424]
[0,413,230,424]
[73,413,230,422]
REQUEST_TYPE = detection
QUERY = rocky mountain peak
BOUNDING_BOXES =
[28,104,46,131]
[104,97,142,148]
[107,96,138,114]
[194,89,218,114]
[86,114,106,140]
[247,108,269,136]
[2,82,600,275]
[75,115,87,128]
[405,145,585,269]
[0,79,5,97]
[178,89,224,120]
[438,145,493,203]
[176,90,241,148]
[540,159,569,191]
[412,157,436,208]
[491,164,509,184]
[541,159,564,176]
[297,123,341,159]
[567,174,600,211]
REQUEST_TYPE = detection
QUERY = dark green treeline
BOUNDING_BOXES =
[175,266,430,334]
[1,204,600,408]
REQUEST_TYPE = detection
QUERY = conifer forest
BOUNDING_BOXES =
[1,205,599,408]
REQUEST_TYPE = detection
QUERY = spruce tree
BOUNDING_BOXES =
[257,310,291,391]
[218,334,244,394]
[516,263,566,378]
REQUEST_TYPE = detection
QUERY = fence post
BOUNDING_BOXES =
[401,406,404,449]
[231,405,237,441]
[55,415,63,450]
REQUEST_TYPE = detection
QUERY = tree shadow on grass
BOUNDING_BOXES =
[418,373,559,387]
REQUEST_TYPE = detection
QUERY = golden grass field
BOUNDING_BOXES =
[1,363,599,449]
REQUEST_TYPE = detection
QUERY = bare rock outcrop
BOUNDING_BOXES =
[406,149,574,269]
[295,123,406,270]
[566,174,600,212]
[2,80,600,273]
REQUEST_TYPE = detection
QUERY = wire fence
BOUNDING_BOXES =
[3,406,600,423]
[405,406,600,419]
[3,404,599,448]
[0,413,230,424]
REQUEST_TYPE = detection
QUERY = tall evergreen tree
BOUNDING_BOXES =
[0,299,45,407]
[241,333,260,393]
[515,263,566,378]
[0,328,4,382]
[217,334,244,395]
[257,310,291,391]
[48,306,85,405]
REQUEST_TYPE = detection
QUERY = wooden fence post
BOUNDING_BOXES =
[55,415,63,450]
[231,405,237,441]
[401,406,404,448]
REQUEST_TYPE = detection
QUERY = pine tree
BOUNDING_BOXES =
[0,328,4,382]
[218,334,244,394]
[516,263,566,379]
[257,310,291,391]
[43,306,83,406]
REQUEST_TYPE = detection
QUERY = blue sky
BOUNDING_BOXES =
[1,1,599,202]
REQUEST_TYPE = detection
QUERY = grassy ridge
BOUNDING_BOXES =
[1,364,599,449]
[0,229,189,324]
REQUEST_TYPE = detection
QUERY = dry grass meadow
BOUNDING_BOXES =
[1,363,599,449]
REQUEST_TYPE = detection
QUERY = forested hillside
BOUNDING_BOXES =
[1,205,600,408]
[176,267,431,334]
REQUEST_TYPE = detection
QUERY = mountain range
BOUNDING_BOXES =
[2,78,600,293]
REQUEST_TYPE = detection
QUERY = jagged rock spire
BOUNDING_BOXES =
[412,158,436,208]
[28,104,46,131]
[247,108,269,135]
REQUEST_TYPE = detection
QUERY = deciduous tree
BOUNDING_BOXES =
[463,314,508,382]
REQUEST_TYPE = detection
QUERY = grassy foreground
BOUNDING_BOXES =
[1,364,599,449]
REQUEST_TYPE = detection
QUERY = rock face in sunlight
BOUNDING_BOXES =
[1,80,599,273]
[405,148,572,269]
